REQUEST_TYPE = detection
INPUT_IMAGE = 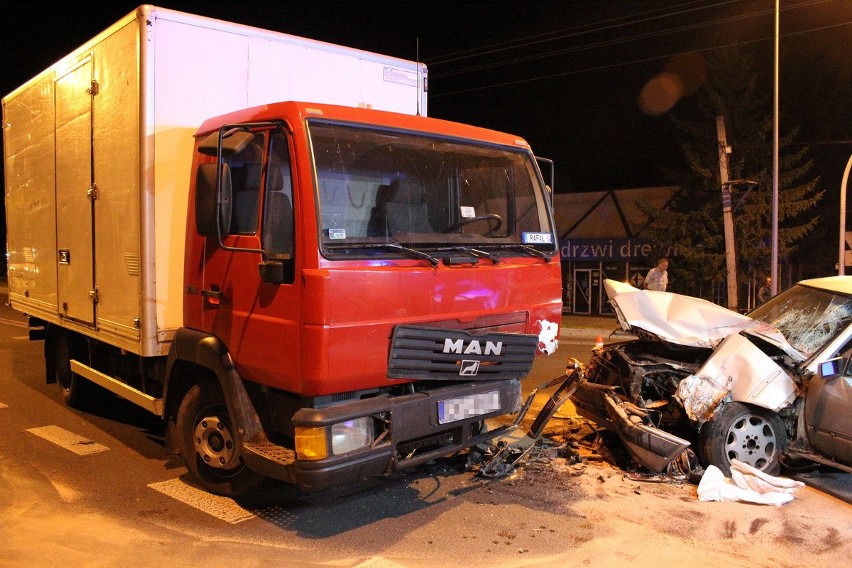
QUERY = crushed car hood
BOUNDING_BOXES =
[603,279,801,419]
[603,279,803,360]
[676,333,798,421]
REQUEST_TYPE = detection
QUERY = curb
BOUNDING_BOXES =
[559,326,630,341]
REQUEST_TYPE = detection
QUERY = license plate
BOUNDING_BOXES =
[437,391,500,425]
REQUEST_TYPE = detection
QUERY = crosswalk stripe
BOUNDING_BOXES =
[27,425,110,455]
[148,479,256,524]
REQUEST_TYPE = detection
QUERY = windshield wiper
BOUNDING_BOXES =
[326,242,440,267]
[466,247,501,264]
[436,246,500,264]
[480,244,553,262]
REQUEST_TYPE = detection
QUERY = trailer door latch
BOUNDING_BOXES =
[88,288,100,304]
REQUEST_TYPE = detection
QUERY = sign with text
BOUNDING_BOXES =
[560,238,654,262]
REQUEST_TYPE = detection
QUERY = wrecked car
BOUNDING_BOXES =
[570,277,852,478]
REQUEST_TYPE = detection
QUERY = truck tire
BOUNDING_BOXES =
[697,401,787,476]
[176,381,269,498]
[54,332,97,409]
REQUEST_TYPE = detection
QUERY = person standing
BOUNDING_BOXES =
[644,258,669,291]
[757,276,772,305]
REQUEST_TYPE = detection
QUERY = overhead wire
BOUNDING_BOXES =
[432,0,835,79]
[431,18,851,98]
[430,0,833,71]
[428,0,749,65]
[433,7,768,79]
[428,0,846,97]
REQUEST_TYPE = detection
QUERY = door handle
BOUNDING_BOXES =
[201,288,222,305]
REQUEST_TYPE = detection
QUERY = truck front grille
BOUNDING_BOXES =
[387,325,538,381]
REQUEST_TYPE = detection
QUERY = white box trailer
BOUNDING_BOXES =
[3,5,427,357]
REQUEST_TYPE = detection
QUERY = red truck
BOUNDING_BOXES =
[3,6,562,497]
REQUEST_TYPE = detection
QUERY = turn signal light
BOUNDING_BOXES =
[295,426,328,460]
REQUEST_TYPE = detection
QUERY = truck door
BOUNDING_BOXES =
[198,129,300,388]
[55,58,96,326]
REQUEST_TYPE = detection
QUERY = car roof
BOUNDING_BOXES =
[798,275,852,295]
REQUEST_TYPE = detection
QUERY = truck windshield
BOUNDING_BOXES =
[308,120,555,259]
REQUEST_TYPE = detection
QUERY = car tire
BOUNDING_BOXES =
[697,401,787,476]
[176,381,270,498]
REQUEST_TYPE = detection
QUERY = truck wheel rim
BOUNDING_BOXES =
[723,413,776,470]
[193,415,238,470]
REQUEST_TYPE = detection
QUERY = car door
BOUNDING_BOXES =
[804,352,852,466]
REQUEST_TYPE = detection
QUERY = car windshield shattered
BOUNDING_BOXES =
[308,120,555,261]
[748,283,852,359]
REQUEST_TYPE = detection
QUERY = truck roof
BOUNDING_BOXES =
[194,101,533,151]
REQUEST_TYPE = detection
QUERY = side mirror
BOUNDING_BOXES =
[198,129,255,157]
[818,357,843,379]
[195,163,233,237]
[535,156,555,202]
[258,259,294,284]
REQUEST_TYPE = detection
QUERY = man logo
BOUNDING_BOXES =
[459,360,481,376]
[443,338,503,356]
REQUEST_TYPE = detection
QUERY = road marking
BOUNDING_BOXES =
[26,425,110,455]
[0,316,29,328]
[353,559,409,568]
[148,479,256,524]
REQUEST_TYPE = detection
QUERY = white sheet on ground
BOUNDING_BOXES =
[697,460,805,505]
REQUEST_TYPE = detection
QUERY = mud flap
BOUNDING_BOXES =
[602,392,690,473]
[478,362,583,477]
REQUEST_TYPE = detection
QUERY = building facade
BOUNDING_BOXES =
[553,187,679,314]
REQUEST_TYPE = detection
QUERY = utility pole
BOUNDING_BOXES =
[716,115,738,311]
[771,0,779,295]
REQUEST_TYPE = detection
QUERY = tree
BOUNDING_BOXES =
[640,49,823,301]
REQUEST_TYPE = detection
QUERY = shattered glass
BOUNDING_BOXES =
[748,285,852,358]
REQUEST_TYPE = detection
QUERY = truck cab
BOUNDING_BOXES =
[176,101,563,494]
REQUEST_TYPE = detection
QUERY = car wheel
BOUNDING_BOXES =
[176,382,269,498]
[698,401,787,476]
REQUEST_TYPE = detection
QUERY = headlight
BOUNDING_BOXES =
[331,417,374,455]
[295,417,375,461]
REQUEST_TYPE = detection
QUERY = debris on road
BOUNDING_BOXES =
[470,361,584,478]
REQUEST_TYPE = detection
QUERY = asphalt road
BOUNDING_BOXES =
[1,299,849,567]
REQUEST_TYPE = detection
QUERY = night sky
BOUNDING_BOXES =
[2,1,850,194]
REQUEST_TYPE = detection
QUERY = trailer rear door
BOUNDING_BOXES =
[55,57,96,326]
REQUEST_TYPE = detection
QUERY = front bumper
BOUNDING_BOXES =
[572,379,690,473]
[291,379,522,492]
